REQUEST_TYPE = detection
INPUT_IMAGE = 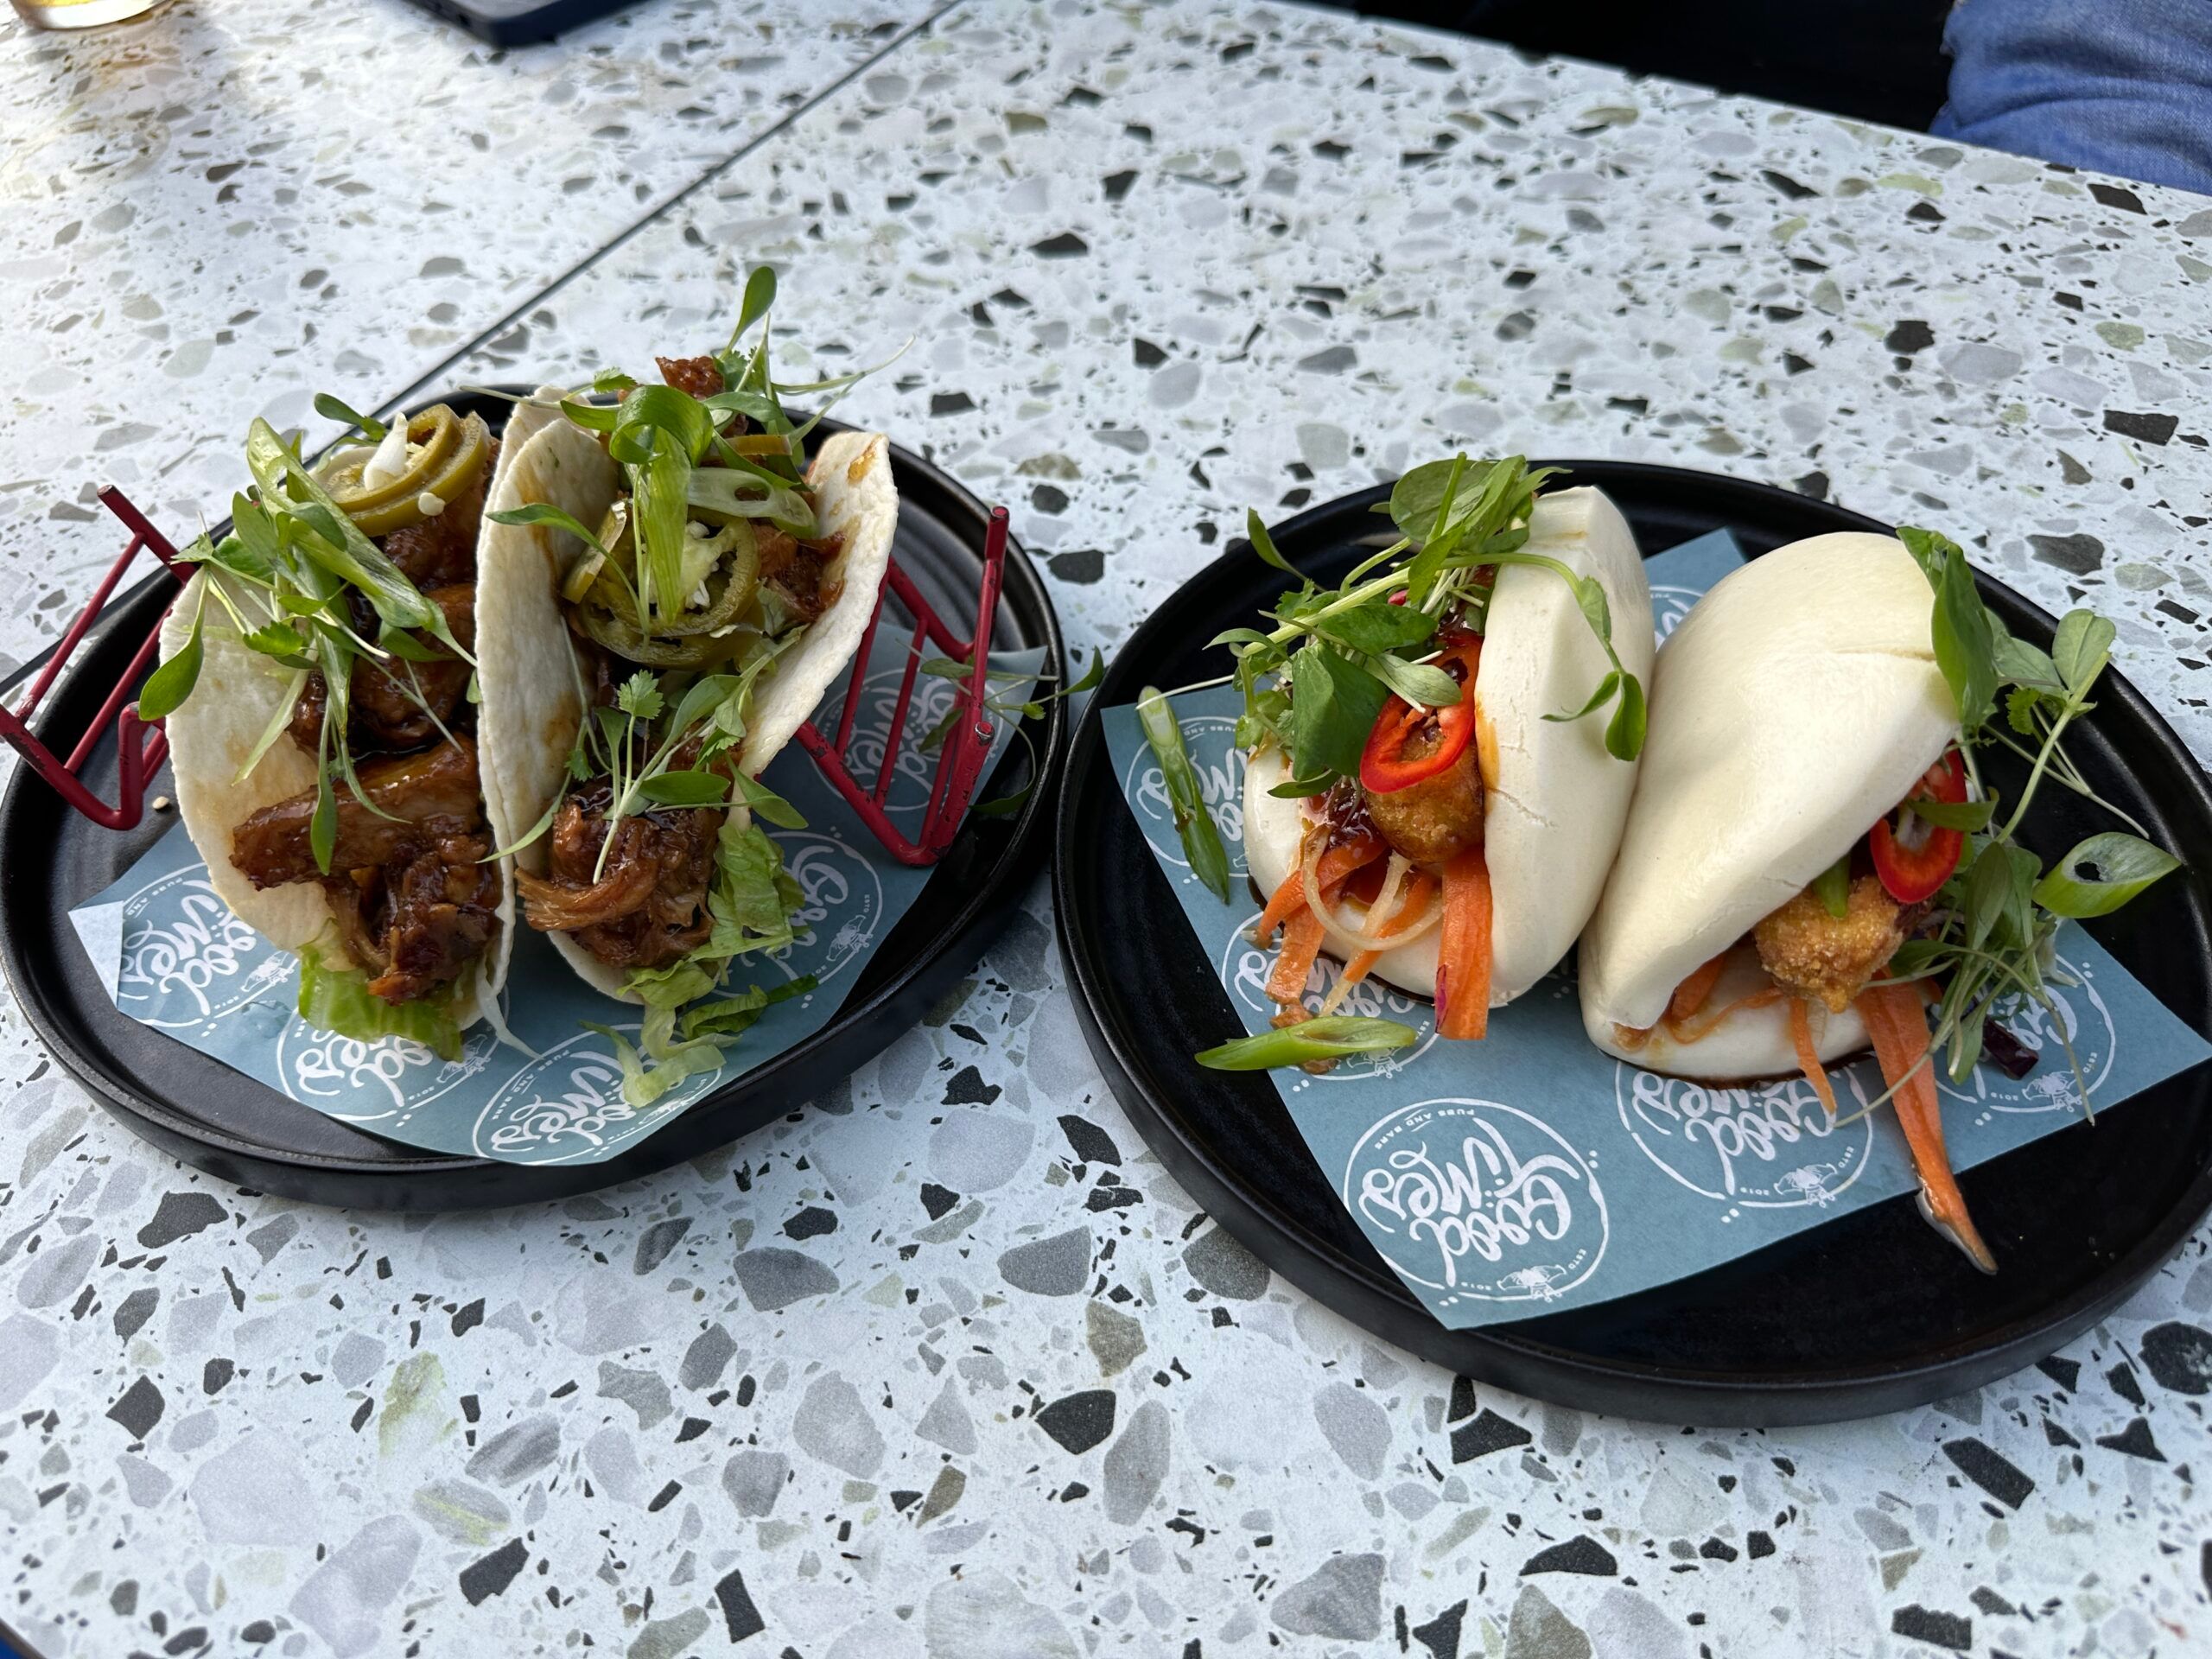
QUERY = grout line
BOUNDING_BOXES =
[2,0,969,703]
[375,1,966,419]
[1,3,966,705]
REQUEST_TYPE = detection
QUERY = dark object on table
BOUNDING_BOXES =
[1327,0,1955,131]
[1055,461,2212,1426]
[1983,1019,2041,1079]
[404,0,636,47]
[0,391,1067,1211]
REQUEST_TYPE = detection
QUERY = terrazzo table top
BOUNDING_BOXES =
[4,3,2211,1656]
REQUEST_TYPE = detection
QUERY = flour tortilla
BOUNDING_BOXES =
[158,571,514,1026]
[735,430,898,776]
[1577,531,1955,1077]
[477,420,893,1001]
[1242,485,1651,1007]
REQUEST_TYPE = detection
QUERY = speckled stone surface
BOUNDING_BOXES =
[4,4,2211,1657]
[0,0,937,682]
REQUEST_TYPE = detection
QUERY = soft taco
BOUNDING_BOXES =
[475,286,897,1033]
[149,390,560,1055]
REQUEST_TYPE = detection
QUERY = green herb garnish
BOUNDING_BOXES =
[1195,1016,1418,1071]
[1865,527,2183,1113]
[1215,454,1643,797]
[1136,683,1233,902]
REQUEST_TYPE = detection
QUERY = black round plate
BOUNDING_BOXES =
[1054,461,2212,1425]
[0,392,1066,1210]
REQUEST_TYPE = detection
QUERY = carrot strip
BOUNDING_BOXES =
[1856,982,1997,1272]
[1334,874,1437,995]
[1788,997,1840,1118]
[1254,830,1385,947]
[1267,908,1325,1006]
[1253,865,1308,946]
[1665,986,1781,1044]
[1317,833,1387,894]
[1436,848,1492,1040]
[1668,953,1730,1023]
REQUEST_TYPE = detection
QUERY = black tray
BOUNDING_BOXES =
[0,393,1066,1210]
[1054,461,2212,1425]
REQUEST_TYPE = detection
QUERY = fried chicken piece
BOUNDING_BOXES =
[1360,733,1483,867]
[1753,874,1909,1014]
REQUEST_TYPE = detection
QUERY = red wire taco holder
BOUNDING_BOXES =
[0,488,190,831]
[4,491,1009,866]
[794,505,1009,867]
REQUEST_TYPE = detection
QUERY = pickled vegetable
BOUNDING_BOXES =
[319,406,491,538]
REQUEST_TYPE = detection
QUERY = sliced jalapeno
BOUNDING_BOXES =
[319,406,491,537]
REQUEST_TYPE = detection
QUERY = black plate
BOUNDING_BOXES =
[1054,461,2212,1425]
[0,392,1065,1210]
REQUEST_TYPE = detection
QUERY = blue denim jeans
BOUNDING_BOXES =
[1934,0,2212,194]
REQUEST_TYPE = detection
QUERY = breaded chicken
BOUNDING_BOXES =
[1361,737,1484,866]
[1753,874,1907,1013]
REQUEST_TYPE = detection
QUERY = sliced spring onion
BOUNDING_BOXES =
[1195,1016,1418,1071]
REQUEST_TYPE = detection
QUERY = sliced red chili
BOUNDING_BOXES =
[1868,748,1968,903]
[1357,639,1480,795]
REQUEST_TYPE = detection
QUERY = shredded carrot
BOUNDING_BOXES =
[1668,953,1730,1023]
[1255,829,1386,946]
[1788,996,1840,1117]
[1436,848,1493,1040]
[1335,873,1437,995]
[1254,865,1308,946]
[1317,833,1387,893]
[1267,908,1326,1006]
[1856,982,1997,1272]
[1665,985,1781,1044]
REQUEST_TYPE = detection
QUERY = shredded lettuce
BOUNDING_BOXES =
[297,944,463,1061]
[582,1020,722,1110]
[622,816,804,1010]
[598,817,812,1107]
[591,977,817,1109]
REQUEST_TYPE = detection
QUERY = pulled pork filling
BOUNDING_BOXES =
[510,351,843,973]
[232,736,499,1005]
[230,442,499,1007]
[516,774,721,971]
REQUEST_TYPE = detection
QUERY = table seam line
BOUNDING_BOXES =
[373,0,969,419]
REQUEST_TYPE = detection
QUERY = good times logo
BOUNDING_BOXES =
[770,833,885,989]
[1940,957,2114,1116]
[276,1016,499,1122]
[1219,910,1437,1080]
[1617,1066,1873,1208]
[472,1027,721,1165]
[118,863,289,1029]
[1651,584,1700,643]
[811,666,963,823]
[1342,1099,1607,1303]
[1123,714,1247,878]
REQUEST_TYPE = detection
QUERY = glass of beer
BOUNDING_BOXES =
[11,0,166,27]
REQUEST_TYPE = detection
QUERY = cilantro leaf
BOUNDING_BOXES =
[616,671,664,720]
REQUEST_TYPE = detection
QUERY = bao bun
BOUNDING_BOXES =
[1577,532,1955,1077]
[1243,485,1651,1007]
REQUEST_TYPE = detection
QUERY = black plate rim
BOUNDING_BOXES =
[1053,458,2212,1423]
[0,407,1067,1208]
